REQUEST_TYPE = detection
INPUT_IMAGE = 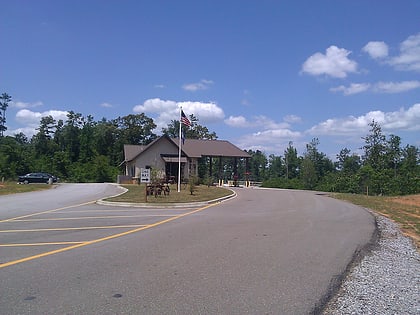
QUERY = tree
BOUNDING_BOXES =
[33,115,57,157]
[93,118,119,164]
[362,120,387,170]
[385,134,402,178]
[246,149,267,181]
[300,157,317,189]
[399,145,420,194]
[336,148,360,174]
[0,136,32,179]
[335,148,361,193]
[267,154,283,178]
[0,93,11,137]
[62,111,83,162]
[283,141,299,179]
[115,114,157,145]
[162,114,217,140]
[304,138,334,183]
[79,115,96,163]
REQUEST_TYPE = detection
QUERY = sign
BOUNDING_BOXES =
[140,168,151,183]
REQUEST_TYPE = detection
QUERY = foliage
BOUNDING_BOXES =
[162,113,217,140]
[0,94,418,197]
[0,112,154,182]
[0,93,11,137]
[260,121,419,195]
[188,175,198,195]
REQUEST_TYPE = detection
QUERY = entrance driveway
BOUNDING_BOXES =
[0,184,375,314]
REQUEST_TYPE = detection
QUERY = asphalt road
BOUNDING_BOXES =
[0,184,375,314]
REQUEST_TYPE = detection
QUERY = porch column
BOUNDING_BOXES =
[218,156,223,186]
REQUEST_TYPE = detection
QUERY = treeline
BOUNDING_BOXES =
[0,112,159,182]
[0,110,217,183]
[0,108,419,195]
[247,121,419,196]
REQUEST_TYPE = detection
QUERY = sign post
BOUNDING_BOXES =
[140,168,150,202]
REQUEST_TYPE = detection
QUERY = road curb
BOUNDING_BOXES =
[96,186,237,208]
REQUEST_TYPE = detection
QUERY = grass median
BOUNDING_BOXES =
[106,184,234,204]
[0,181,53,195]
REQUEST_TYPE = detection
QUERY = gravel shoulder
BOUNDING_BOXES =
[322,211,420,315]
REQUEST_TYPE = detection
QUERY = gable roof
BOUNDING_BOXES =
[123,144,146,162]
[169,138,251,158]
[123,135,251,163]
[123,136,176,163]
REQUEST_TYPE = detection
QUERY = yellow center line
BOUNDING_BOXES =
[0,203,215,269]
[0,201,96,223]
[10,214,181,222]
[0,224,148,233]
[0,241,86,247]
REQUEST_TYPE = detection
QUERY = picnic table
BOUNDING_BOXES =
[146,183,170,197]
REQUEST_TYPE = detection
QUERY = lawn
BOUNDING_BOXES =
[106,184,234,204]
[0,181,53,195]
[332,193,420,249]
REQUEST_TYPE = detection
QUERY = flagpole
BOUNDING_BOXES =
[178,106,182,192]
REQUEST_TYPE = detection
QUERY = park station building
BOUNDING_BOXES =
[120,135,251,184]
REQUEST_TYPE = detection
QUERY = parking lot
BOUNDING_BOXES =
[0,202,208,268]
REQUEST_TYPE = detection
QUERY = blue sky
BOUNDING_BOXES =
[1,1,420,159]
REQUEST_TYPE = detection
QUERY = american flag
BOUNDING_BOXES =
[181,110,191,127]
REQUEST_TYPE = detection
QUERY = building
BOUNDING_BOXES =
[121,135,251,184]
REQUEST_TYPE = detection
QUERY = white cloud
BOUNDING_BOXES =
[226,115,303,153]
[12,109,69,137]
[133,98,224,130]
[331,81,420,95]
[301,46,358,78]
[330,83,371,95]
[225,115,291,129]
[15,109,69,126]
[182,79,214,91]
[362,41,389,59]
[283,115,302,124]
[11,101,43,109]
[388,33,420,72]
[374,81,420,93]
[307,103,420,137]
[100,102,113,108]
[225,115,248,127]
[235,129,302,154]
[254,116,290,129]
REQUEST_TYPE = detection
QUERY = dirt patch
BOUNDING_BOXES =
[390,194,420,207]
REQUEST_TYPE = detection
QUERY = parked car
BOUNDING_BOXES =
[18,172,58,184]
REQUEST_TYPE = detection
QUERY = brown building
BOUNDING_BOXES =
[122,135,251,183]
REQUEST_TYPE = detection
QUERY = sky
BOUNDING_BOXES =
[1,0,420,159]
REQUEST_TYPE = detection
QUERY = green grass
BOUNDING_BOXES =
[0,181,53,195]
[332,193,420,249]
[106,184,233,204]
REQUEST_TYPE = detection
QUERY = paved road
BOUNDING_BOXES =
[0,184,375,314]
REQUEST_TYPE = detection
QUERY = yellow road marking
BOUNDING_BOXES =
[0,224,148,233]
[56,208,187,213]
[0,201,95,223]
[11,214,180,222]
[0,204,214,269]
[0,241,85,247]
